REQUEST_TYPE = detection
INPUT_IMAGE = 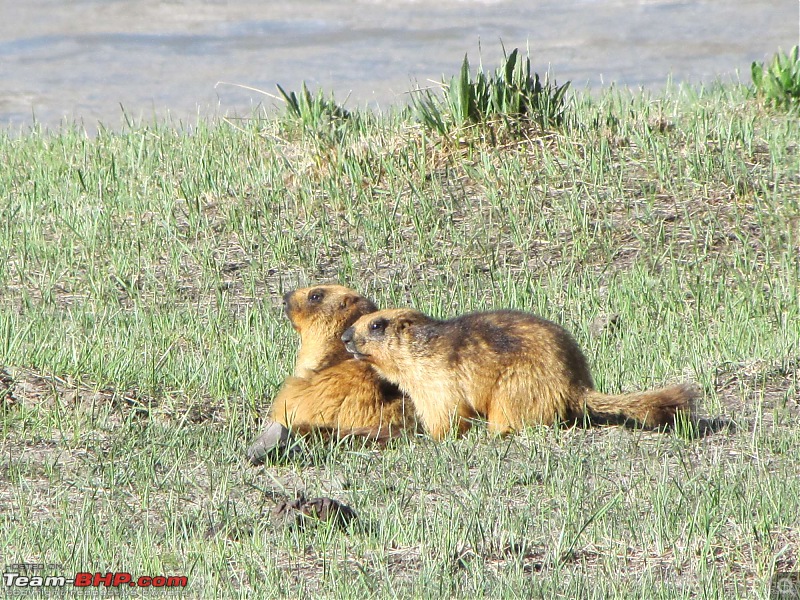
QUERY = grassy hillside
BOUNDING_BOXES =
[1,79,798,598]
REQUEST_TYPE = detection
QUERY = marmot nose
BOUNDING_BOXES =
[341,327,354,344]
[282,291,292,306]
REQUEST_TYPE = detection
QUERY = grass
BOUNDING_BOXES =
[411,48,570,136]
[752,46,800,110]
[0,76,799,598]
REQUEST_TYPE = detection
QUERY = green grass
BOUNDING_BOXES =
[411,47,570,136]
[1,78,799,598]
[752,46,800,109]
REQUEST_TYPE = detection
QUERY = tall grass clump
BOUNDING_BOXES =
[752,46,800,109]
[276,82,350,130]
[412,47,570,136]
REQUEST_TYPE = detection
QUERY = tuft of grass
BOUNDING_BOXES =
[276,82,350,130]
[412,47,571,137]
[751,46,800,109]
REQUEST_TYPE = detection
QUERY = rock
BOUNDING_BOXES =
[589,313,621,338]
[272,495,357,531]
[246,421,302,465]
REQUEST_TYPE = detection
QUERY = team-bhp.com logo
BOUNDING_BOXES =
[3,566,187,591]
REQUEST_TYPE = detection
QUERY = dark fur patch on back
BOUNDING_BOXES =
[441,312,525,366]
[558,334,594,388]
[481,323,523,354]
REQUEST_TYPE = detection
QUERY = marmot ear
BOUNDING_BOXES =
[361,298,378,313]
[396,317,412,332]
[341,295,377,314]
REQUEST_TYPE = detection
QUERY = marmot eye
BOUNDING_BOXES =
[308,290,324,303]
[369,318,388,332]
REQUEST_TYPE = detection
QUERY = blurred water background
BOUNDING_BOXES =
[0,0,797,131]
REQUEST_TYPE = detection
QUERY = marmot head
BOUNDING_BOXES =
[283,285,378,339]
[341,308,433,383]
[283,285,378,377]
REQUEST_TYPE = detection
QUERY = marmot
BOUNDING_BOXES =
[342,308,696,439]
[266,285,415,437]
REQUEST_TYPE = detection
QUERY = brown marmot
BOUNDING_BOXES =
[341,308,696,439]
[266,285,415,437]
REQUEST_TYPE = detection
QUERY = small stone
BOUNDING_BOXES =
[589,313,621,338]
[272,495,358,531]
[246,421,302,465]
